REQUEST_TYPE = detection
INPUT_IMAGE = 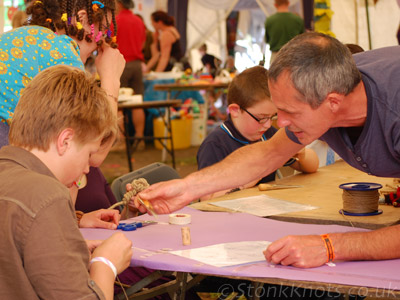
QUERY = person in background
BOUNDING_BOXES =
[0,0,125,148]
[345,43,364,54]
[0,64,132,300]
[224,55,237,74]
[136,14,154,64]
[198,43,220,78]
[145,10,182,72]
[197,66,319,200]
[265,0,304,63]
[116,0,147,149]
[11,10,27,28]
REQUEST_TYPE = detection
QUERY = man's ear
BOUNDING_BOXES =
[56,128,75,156]
[228,103,240,117]
[326,93,344,113]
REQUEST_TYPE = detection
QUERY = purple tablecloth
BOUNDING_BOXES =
[81,207,400,292]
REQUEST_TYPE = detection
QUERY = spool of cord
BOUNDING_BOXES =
[339,182,383,216]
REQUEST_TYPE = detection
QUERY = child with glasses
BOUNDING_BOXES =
[197,66,319,200]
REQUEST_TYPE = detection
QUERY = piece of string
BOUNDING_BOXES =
[115,275,128,300]
[108,178,149,218]
[342,189,379,214]
[339,210,355,228]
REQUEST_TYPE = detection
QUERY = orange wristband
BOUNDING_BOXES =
[320,234,335,262]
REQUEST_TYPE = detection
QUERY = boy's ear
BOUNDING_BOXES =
[57,128,74,156]
[228,103,240,117]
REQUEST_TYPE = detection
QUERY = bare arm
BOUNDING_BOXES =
[137,128,304,213]
[90,233,132,300]
[95,44,125,113]
[265,225,400,268]
[155,31,174,72]
[145,34,160,72]
[200,178,261,201]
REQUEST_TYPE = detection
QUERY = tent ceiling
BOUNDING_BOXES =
[196,0,300,12]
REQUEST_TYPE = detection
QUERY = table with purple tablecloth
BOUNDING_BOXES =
[81,207,400,297]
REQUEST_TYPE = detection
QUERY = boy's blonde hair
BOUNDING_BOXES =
[9,65,117,151]
[227,65,270,109]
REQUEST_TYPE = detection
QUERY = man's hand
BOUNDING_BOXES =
[127,179,193,215]
[264,235,327,268]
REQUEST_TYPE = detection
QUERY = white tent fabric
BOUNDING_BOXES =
[186,0,228,72]
[195,0,299,11]
[187,0,301,72]
[331,0,400,50]
[188,0,399,72]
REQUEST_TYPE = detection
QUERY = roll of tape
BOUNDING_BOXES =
[169,213,191,225]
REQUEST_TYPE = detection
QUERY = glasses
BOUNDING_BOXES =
[241,107,277,124]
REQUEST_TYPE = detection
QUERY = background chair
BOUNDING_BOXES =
[110,163,204,300]
[111,162,180,203]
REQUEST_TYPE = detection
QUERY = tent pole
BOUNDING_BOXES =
[354,0,359,44]
[365,0,372,49]
[255,0,269,16]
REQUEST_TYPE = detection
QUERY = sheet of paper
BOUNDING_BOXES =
[170,241,270,267]
[211,195,318,217]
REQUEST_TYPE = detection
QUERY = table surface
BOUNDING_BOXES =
[117,99,182,110]
[81,207,400,296]
[153,81,230,91]
[190,160,400,230]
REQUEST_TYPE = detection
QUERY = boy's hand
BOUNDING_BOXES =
[79,209,120,229]
[93,232,133,274]
[86,239,103,253]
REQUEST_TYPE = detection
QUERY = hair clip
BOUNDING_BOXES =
[92,1,105,8]
[90,24,95,36]
[95,31,103,43]
[107,29,112,38]
[61,13,68,22]
[34,0,43,5]
[76,22,83,30]
[46,18,52,23]
[111,36,116,43]
[92,4,99,11]
[73,180,82,188]
[67,16,72,25]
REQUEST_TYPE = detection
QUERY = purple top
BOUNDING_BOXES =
[75,167,116,213]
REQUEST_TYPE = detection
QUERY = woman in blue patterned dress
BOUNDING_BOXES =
[0,0,125,147]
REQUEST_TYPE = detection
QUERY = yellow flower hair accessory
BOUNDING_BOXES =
[61,13,68,22]
[76,22,83,30]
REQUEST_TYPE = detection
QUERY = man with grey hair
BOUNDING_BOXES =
[134,32,400,268]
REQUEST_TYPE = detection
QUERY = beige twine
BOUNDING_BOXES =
[342,189,379,214]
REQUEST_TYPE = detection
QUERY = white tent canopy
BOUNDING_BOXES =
[186,0,399,72]
[186,0,302,72]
